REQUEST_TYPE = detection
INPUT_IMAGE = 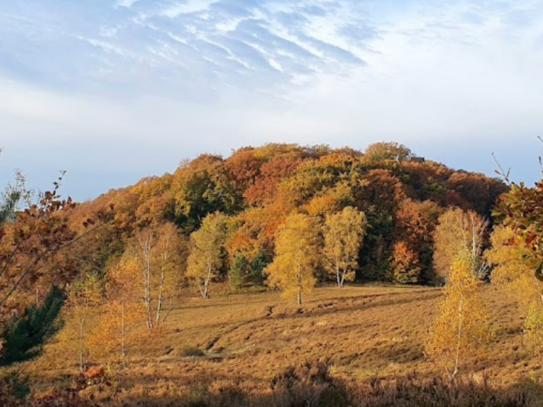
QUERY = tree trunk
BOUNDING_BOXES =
[340,270,346,288]
[155,265,166,326]
[79,316,85,373]
[143,240,153,329]
[452,290,464,382]
[121,300,126,367]
[336,262,342,287]
[203,265,212,299]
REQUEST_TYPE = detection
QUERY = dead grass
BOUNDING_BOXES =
[19,283,543,405]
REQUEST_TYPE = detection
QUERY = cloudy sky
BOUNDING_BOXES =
[1,0,542,200]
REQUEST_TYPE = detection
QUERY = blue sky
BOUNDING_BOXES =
[1,0,542,201]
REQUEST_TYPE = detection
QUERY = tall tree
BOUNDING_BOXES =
[104,256,145,365]
[322,207,367,287]
[186,213,229,299]
[426,251,492,380]
[132,223,184,328]
[266,213,320,305]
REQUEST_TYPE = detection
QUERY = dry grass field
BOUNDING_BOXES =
[19,284,543,406]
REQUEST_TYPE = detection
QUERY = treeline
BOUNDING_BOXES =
[0,142,509,322]
[68,142,506,290]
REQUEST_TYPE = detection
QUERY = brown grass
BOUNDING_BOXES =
[14,284,543,405]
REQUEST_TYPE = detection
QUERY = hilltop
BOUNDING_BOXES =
[68,141,507,287]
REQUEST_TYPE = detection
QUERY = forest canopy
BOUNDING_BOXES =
[61,142,507,292]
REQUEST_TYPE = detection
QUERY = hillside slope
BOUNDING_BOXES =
[28,284,538,405]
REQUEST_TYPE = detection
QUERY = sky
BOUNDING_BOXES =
[1,0,542,201]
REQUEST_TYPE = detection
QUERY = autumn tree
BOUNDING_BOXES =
[170,155,243,233]
[433,208,489,283]
[390,241,423,284]
[131,223,184,328]
[426,251,492,380]
[186,212,229,299]
[322,207,367,287]
[60,272,104,372]
[266,213,320,305]
[103,256,145,365]
[486,225,543,353]
[364,142,415,162]
[0,183,77,316]
[393,199,440,283]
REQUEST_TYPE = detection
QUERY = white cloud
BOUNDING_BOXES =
[1,0,542,198]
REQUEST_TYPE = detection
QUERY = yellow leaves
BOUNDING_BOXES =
[524,305,543,355]
[487,225,543,354]
[433,208,487,281]
[187,213,229,298]
[322,207,367,286]
[266,213,320,304]
[426,251,492,377]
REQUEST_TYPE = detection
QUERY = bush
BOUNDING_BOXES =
[179,346,205,358]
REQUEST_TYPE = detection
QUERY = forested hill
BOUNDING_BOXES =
[69,142,507,286]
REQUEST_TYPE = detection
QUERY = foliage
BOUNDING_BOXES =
[322,207,367,287]
[229,255,249,292]
[390,241,423,284]
[426,251,492,379]
[494,179,543,280]
[266,213,320,304]
[364,141,416,162]
[0,285,65,366]
[486,225,543,353]
[433,208,489,283]
[131,223,185,328]
[171,155,243,233]
[187,213,229,298]
[393,199,440,283]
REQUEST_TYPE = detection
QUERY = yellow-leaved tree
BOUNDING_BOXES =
[266,213,320,305]
[426,250,492,380]
[131,222,185,328]
[322,206,367,287]
[433,208,488,283]
[103,255,146,365]
[486,225,543,354]
[59,273,104,372]
[186,212,229,299]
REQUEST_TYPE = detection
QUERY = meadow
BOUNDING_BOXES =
[20,283,542,406]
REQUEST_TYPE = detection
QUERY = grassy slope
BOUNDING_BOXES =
[28,284,541,399]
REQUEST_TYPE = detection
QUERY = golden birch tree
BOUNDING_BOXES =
[132,222,184,328]
[323,207,367,287]
[426,251,492,380]
[433,208,488,282]
[59,273,104,372]
[186,213,228,299]
[103,256,145,365]
[266,213,320,305]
